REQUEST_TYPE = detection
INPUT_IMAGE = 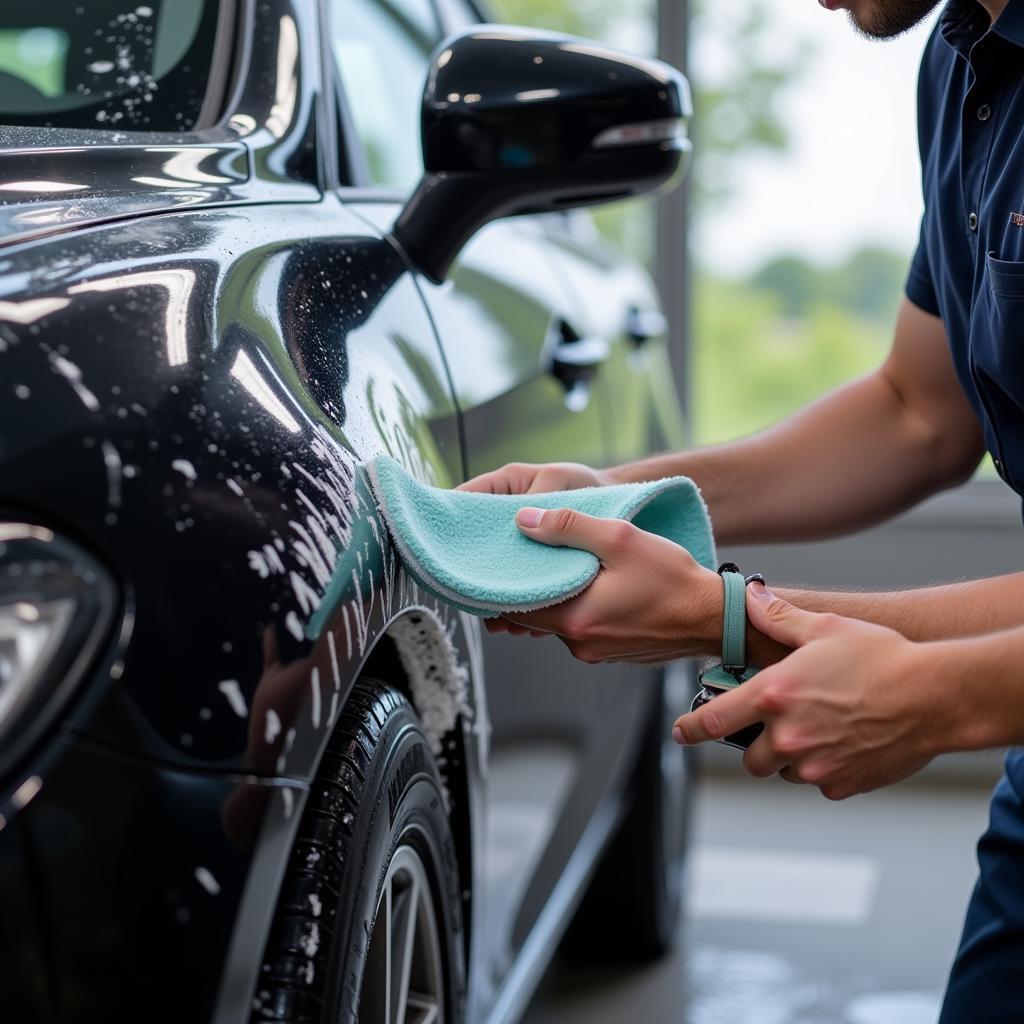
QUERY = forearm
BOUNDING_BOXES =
[922,626,1024,753]
[743,572,1024,667]
[610,371,968,546]
[780,573,1024,642]
[608,301,983,547]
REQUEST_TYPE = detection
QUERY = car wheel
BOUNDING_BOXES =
[560,667,696,962]
[253,678,466,1023]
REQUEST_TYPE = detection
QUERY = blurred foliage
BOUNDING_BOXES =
[689,0,810,209]
[486,0,629,38]
[750,246,908,321]
[691,257,895,445]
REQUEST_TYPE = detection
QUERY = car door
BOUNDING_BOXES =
[326,0,650,1004]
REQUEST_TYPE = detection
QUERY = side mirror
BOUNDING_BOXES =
[393,26,693,284]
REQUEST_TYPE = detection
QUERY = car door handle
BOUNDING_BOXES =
[545,322,610,412]
[625,306,668,347]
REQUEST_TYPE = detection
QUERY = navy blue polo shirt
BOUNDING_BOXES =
[906,0,1024,499]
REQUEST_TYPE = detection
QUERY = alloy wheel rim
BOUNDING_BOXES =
[359,841,445,1024]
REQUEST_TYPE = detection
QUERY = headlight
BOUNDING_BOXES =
[0,523,116,780]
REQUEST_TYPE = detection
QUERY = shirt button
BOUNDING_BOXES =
[977,103,992,121]
[969,212,979,231]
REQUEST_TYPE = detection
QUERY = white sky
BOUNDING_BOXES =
[692,2,941,275]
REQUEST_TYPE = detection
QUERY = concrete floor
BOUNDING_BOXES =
[523,769,1000,1024]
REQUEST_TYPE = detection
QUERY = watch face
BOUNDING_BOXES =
[690,686,765,751]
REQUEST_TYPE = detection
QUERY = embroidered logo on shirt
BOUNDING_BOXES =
[1011,212,1024,227]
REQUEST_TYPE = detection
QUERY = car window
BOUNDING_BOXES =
[329,0,443,192]
[0,1,221,131]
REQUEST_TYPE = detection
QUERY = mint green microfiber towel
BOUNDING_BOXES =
[365,455,717,618]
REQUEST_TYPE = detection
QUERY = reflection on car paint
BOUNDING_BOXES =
[68,268,197,366]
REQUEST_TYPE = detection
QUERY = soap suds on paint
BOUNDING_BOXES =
[285,611,303,641]
[217,679,248,718]
[388,606,469,755]
[265,708,281,744]
[194,866,220,895]
[100,440,122,508]
[49,353,99,411]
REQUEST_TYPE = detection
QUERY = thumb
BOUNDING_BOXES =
[516,506,631,561]
[746,580,827,649]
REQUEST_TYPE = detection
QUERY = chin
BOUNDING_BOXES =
[847,0,941,39]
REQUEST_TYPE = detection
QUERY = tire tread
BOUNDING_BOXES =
[251,679,414,1023]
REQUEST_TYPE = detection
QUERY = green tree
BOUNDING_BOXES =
[750,247,907,323]
[689,1,810,210]
[827,246,907,322]
[750,255,821,319]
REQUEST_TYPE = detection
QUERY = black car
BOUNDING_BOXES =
[0,2,695,1021]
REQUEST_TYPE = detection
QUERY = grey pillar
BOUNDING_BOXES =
[656,0,691,427]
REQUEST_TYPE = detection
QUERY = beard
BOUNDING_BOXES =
[848,0,943,39]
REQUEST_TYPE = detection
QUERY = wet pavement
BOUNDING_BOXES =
[522,768,999,1024]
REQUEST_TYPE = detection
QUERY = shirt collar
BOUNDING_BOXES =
[992,0,1024,46]
[941,0,1024,53]
[940,0,992,54]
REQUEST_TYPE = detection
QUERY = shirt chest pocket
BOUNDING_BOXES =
[987,251,1024,299]
[969,254,1024,482]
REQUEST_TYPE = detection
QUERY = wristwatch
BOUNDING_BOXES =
[690,562,765,750]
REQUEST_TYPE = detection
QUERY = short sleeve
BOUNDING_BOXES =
[905,222,940,316]
[905,27,942,319]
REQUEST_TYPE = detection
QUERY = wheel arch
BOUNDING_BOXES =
[359,604,486,973]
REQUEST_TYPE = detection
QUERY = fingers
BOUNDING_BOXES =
[516,507,636,564]
[745,581,836,649]
[457,463,535,494]
[743,733,788,779]
[673,683,762,746]
[484,616,547,637]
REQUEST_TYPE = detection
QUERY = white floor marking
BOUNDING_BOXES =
[845,991,941,1024]
[688,845,880,925]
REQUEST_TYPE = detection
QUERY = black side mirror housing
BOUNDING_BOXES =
[393,26,693,284]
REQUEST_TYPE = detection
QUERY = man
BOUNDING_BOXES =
[460,0,1024,1018]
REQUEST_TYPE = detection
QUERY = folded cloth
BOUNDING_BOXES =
[366,455,717,617]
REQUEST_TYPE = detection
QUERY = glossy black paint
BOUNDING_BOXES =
[394,26,692,282]
[0,731,302,1020]
[0,1,691,1021]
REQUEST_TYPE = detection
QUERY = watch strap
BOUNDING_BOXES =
[719,563,747,670]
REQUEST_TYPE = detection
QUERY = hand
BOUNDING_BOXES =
[485,505,723,663]
[457,460,614,495]
[674,582,949,800]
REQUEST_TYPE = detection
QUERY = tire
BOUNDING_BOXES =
[560,666,697,963]
[252,679,466,1023]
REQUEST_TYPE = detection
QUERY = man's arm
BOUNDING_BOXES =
[504,506,1024,668]
[770,574,1024,645]
[745,574,1024,667]
[675,583,1024,801]
[467,297,994,663]
[608,299,985,544]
